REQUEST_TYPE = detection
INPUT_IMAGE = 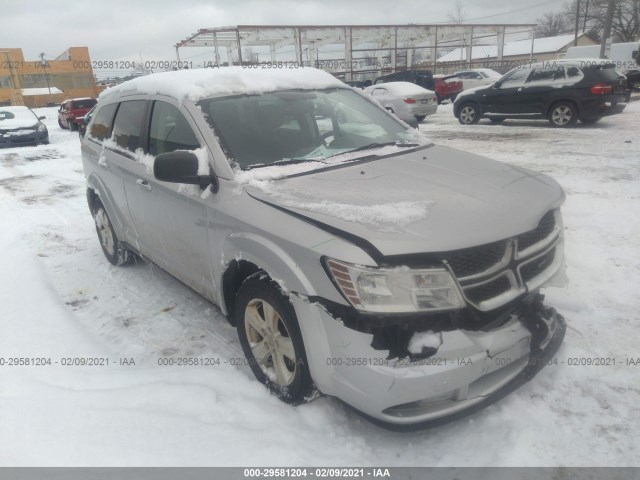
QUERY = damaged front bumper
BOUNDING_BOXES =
[293,294,565,430]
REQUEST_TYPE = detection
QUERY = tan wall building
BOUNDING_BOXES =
[0,47,103,107]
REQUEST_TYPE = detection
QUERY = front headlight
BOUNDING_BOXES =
[324,258,465,313]
[37,123,47,132]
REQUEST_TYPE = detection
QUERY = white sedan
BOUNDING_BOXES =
[363,81,438,123]
[453,68,502,91]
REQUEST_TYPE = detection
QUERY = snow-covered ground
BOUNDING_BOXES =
[1,101,638,466]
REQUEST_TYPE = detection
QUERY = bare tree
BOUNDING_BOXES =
[535,12,571,37]
[448,0,466,24]
[563,0,639,42]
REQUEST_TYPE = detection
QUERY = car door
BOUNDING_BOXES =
[518,65,564,114]
[482,67,532,114]
[465,71,484,89]
[123,98,214,297]
[84,102,137,245]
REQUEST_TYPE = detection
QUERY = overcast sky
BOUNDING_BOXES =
[2,0,562,73]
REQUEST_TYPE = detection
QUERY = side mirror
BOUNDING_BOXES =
[154,150,219,193]
[83,115,91,124]
[493,81,502,88]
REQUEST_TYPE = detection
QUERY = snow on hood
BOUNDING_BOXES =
[457,83,494,98]
[245,145,565,255]
[100,67,347,102]
[0,106,40,130]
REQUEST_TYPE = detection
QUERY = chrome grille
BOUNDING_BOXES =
[446,241,507,278]
[517,211,556,251]
[442,210,564,311]
[464,275,511,305]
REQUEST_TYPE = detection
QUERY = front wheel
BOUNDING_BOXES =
[548,102,577,127]
[236,275,315,405]
[457,103,481,125]
[92,200,134,266]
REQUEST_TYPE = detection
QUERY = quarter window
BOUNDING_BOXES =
[89,103,117,141]
[148,101,200,156]
[111,100,147,153]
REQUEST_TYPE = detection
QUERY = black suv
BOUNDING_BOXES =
[454,59,627,127]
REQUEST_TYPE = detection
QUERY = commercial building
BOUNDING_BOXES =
[0,47,102,107]
[437,33,598,73]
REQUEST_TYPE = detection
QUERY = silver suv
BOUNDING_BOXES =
[81,67,567,429]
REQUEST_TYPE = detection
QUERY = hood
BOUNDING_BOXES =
[456,83,493,100]
[245,145,564,257]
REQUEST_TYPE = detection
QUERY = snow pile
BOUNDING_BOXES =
[407,330,443,355]
[100,67,346,103]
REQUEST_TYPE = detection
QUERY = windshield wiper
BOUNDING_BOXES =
[332,141,420,158]
[246,158,327,170]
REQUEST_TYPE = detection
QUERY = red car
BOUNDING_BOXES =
[58,97,97,131]
[433,74,463,103]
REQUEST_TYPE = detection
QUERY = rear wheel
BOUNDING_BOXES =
[69,122,78,132]
[236,275,315,405]
[415,115,426,123]
[548,102,577,127]
[458,103,480,125]
[92,200,134,266]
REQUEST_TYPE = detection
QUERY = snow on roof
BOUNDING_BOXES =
[100,66,347,102]
[21,87,63,96]
[438,34,580,63]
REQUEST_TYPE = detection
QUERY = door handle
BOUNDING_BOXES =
[136,179,152,191]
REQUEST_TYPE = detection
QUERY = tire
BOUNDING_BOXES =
[69,122,78,132]
[92,200,133,266]
[235,275,315,405]
[548,101,577,128]
[489,117,505,124]
[58,120,67,129]
[580,117,601,124]
[436,93,442,105]
[415,115,426,123]
[457,103,481,125]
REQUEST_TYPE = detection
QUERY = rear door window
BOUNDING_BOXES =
[89,103,118,141]
[527,66,566,84]
[111,100,147,153]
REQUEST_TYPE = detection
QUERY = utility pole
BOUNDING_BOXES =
[582,0,590,33]
[574,0,581,46]
[599,0,616,58]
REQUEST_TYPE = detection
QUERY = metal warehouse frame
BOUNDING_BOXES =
[175,24,537,80]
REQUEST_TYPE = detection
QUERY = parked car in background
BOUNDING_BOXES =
[374,70,462,104]
[452,68,502,91]
[454,59,627,127]
[0,106,49,147]
[82,67,567,429]
[363,81,437,122]
[433,74,464,102]
[78,105,96,138]
[58,97,97,131]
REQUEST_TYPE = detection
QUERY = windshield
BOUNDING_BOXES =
[198,88,414,169]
